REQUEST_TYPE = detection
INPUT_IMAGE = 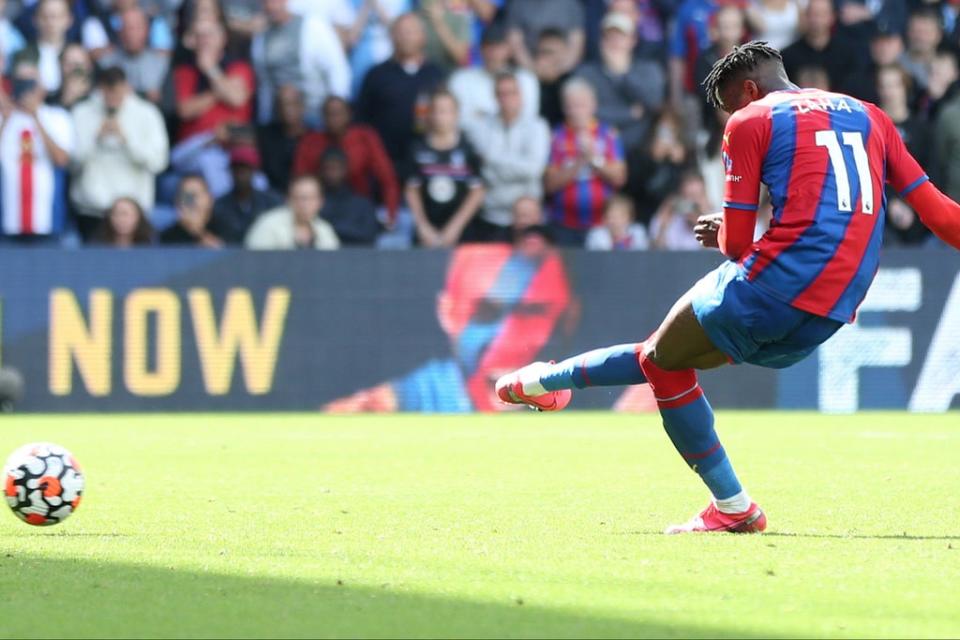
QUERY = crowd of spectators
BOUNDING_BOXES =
[0,0,955,251]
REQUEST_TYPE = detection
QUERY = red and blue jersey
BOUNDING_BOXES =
[722,88,928,323]
[549,121,624,231]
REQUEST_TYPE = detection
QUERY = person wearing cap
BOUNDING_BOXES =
[449,21,539,135]
[209,144,283,245]
[70,65,168,242]
[574,11,664,152]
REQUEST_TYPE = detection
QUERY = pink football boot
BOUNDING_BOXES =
[665,502,767,534]
[495,362,572,412]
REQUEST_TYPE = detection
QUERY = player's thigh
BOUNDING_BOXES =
[644,289,729,371]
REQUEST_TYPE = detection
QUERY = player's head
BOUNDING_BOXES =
[703,41,792,114]
[437,245,572,411]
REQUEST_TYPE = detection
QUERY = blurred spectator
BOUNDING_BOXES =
[626,109,689,225]
[697,107,729,211]
[464,0,500,64]
[695,6,746,105]
[450,21,539,134]
[746,0,802,50]
[585,193,649,250]
[511,194,544,243]
[355,12,444,174]
[507,0,584,71]
[405,89,485,247]
[0,0,26,70]
[208,145,283,245]
[843,23,905,103]
[258,84,307,193]
[173,0,228,63]
[92,196,154,246]
[0,59,73,242]
[650,171,709,250]
[252,0,351,126]
[173,18,253,142]
[933,53,960,201]
[465,71,549,242]
[877,64,929,170]
[534,28,573,127]
[795,65,831,90]
[81,0,175,58]
[668,0,719,107]
[836,0,906,48]
[48,42,92,108]
[919,49,959,120]
[605,0,666,60]
[25,0,76,93]
[420,0,471,71]
[293,96,400,223]
[883,195,930,246]
[13,0,85,43]
[98,6,170,104]
[782,0,861,91]
[70,66,169,240]
[245,174,340,250]
[344,0,410,96]
[576,11,665,151]
[160,173,223,246]
[902,8,943,92]
[544,78,626,246]
[318,146,381,245]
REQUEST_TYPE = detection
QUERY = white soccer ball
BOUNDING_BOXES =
[4,443,84,526]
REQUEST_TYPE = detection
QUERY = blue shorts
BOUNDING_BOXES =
[691,261,844,369]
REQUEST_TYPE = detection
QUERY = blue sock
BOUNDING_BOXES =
[659,394,742,500]
[540,344,647,391]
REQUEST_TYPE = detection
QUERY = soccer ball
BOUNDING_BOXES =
[4,443,84,526]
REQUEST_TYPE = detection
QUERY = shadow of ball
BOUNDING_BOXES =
[0,368,25,413]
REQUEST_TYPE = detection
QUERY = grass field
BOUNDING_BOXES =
[0,412,958,639]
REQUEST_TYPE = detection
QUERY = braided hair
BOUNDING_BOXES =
[702,41,784,110]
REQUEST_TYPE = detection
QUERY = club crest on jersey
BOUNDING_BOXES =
[791,96,855,114]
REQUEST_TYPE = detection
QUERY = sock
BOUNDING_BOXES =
[638,351,744,504]
[534,344,647,393]
[715,490,752,514]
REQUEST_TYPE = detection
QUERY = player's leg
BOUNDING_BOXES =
[498,289,728,402]
[638,293,764,533]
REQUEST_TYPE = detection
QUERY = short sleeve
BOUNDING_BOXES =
[876,106,928,196]
[721,108,770,212]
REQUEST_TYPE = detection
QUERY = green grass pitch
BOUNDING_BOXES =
[1,412,958,639]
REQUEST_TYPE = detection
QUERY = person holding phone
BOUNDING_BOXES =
[159,173,223,247]
[71,66,169,241]
[0,57,73,243]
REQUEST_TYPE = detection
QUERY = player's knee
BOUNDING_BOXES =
[641,339,681,371]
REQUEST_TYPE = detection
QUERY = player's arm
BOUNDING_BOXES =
[881,108,960,249]
[711,109,768,259]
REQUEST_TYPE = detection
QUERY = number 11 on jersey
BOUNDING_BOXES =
[815,130,875,215]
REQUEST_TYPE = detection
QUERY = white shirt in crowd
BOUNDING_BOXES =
[70,91,169,217]
[650,211,703,251]
[466,112,551,227]
[585,224,650,250]
[245,207,340,250]
[252,15,352,124]
[449,67,540,134]
[0,105,75,235]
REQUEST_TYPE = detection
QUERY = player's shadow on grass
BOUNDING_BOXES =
[0,554,777,639]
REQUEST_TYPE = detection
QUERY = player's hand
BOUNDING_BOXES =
[694,212,723,249]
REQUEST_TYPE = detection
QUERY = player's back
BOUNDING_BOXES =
[730,88,911,323]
